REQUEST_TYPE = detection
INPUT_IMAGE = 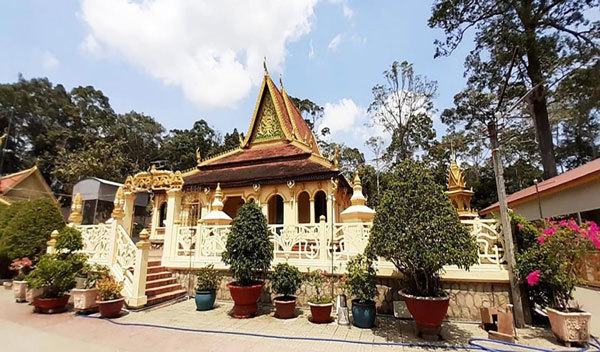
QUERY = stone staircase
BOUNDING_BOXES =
[144,260,187,306]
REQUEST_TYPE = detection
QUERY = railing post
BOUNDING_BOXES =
[318,215,328,263]
[107,222,119,267]
[46,230,58,254]
[128,229,150,308]
[122,191,137,236]
[163,188,182,264]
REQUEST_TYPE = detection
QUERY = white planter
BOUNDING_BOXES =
[72,288,99,311]
[13,280,27,303]
[26,287,44,303]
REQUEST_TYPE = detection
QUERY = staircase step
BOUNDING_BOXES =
[147,266,167,274]
[145,283,183,296]
[146,289,187,306]
[146,277,177,289]
[148,260,162,267]
[146,271,173,281]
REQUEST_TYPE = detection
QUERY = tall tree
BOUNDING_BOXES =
[429,0,600,179]
[368,61,437,164]
[160,120,220,171]
[290,96,324,132]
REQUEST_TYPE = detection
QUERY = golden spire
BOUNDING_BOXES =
[332,147,340,169]
[212,183,224,211]
[446,153,476,218]
[279,73,284,89]
[263,57,268,75]
[68,193,83,224]
[111,186,125,219]
[350,172,366,206]
[195,147,202,165]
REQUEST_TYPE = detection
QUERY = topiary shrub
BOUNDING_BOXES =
[367,159,478,298]
[269,263,303,298]
[221,202,273,286]
[0,199,65,264]
[346,254,377,303]
[196,264,220,291]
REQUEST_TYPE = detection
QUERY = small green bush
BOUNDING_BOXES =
[26,254,79,298]
[346,254,377,303]
[269,263,303,298]
[221,203,273,286]
[97,275,124,301]
[196,264,220,291]
[0,199,65,263]
[56,226,84,254]
[305,269,333,304]
[79,263,110,289]
[368,159,478,297]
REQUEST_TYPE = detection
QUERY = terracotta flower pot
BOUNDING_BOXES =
[227,282,264,318]
[308,302,333,323]
[400,290,449,338]
[273,296,297,319]
[97,297,125,318]
[12,280,27,303]
[33,295,69,314]
[547,307,591,347]
[72,288,99,311]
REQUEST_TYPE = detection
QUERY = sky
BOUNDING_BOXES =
[0,0,475,161]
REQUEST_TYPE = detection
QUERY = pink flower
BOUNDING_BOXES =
[559,220,568,227]
[526,270,541,286]
[517,224,525,231]
[543,227,556,236]
[537,236,546,244]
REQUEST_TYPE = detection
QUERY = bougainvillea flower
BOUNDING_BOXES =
[517,223,525,231]
[526,270,541,286]
[543,227,556,236]
[537,236,546,244]
[559,220,568,227]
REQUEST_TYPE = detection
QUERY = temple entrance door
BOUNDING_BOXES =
[268,195,284,225]
[297,191,310,223]
[223,196,245,220]
[314,191,327,222]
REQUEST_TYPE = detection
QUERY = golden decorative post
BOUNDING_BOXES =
[68,193,83,225]
[111,186,126,220]
[46,230,59,254]
[445,157,477,219]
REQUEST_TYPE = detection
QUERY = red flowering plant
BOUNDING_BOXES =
[9,257,33,281]
[516,218,600,311]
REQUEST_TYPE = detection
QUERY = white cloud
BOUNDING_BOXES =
[319,98,364,137]
[42,51,59,70]
[327,34,342,51]
[342,4,353,19]
[308,39,315,59]
[80,0,317,108]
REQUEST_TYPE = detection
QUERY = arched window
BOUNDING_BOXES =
[297,192,310,223]
[159,202,168,227]
[314,191,327,222]
[267,195,284,224]
[223,196,245,219]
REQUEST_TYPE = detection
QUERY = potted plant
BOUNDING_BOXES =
[195,264,220,311]
[269,263,303,319]
[9,257,33,303]
[221,203,273,318]
[305,269,334,323]
[71,263,109,312]
[26,226,86,313]
[96,275,125,318]
[517,219,599,346]
[368,159,478,338]
[346,254,377,328]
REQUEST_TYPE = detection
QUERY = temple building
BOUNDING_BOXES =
[147,72,354,241]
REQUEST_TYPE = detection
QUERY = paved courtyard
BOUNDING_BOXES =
[1,288,587,351]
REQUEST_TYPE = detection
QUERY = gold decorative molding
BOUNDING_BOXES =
[111,186,126,219]
[68,193,83,224]
[123,165,184,193]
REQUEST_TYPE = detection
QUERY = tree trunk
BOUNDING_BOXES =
[488,121,530,328]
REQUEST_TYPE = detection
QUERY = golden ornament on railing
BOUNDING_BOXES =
[122,165,184,193]
[68,193,83,224]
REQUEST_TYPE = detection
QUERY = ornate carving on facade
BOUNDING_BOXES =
[446,157,477,219]
[68,193,83,224]
[287,180,295,189]
[254,97,282,141]
[332,147,340,169]
[122,165,184,193]
[253,183,261,192]
[195,148,202,165]
[111,186,126,220]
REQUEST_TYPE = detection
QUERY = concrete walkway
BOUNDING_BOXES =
[0,288,582,351]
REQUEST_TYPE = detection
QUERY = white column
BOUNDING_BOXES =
[128,230,150,308]
[162,189,182,264]
[150,200,160,240]
[310,198,315,224]
[122,191,137,236]
[283,197,294,226]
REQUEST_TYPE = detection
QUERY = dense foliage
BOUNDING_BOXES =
[79,263,110,290]
[196,264,220,291]
[368,159,478,297]
[269,263,303,298]
[0,199,65,267]
[516,219,600,311]
[345,254,377,303]
[221,203,273,286]
[97,275,124,301]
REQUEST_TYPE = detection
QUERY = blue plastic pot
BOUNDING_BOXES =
[195,290,216,311]
[351,299,376,328]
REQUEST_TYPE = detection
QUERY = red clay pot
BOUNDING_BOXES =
[97,298,125,318]
[308,302,333,323]
[33,295,69,314]
[273,296,297,319]
[401,291,449,338]
[227,281,264,318]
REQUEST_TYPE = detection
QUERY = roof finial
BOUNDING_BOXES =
[279,73,284,89]
[450,140,456,162]
[263,57,268,75]
[195,147,202,165]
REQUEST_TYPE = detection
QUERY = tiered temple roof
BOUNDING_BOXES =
[184,73,347,190]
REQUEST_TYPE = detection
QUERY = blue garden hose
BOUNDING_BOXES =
[77,315,600,351]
